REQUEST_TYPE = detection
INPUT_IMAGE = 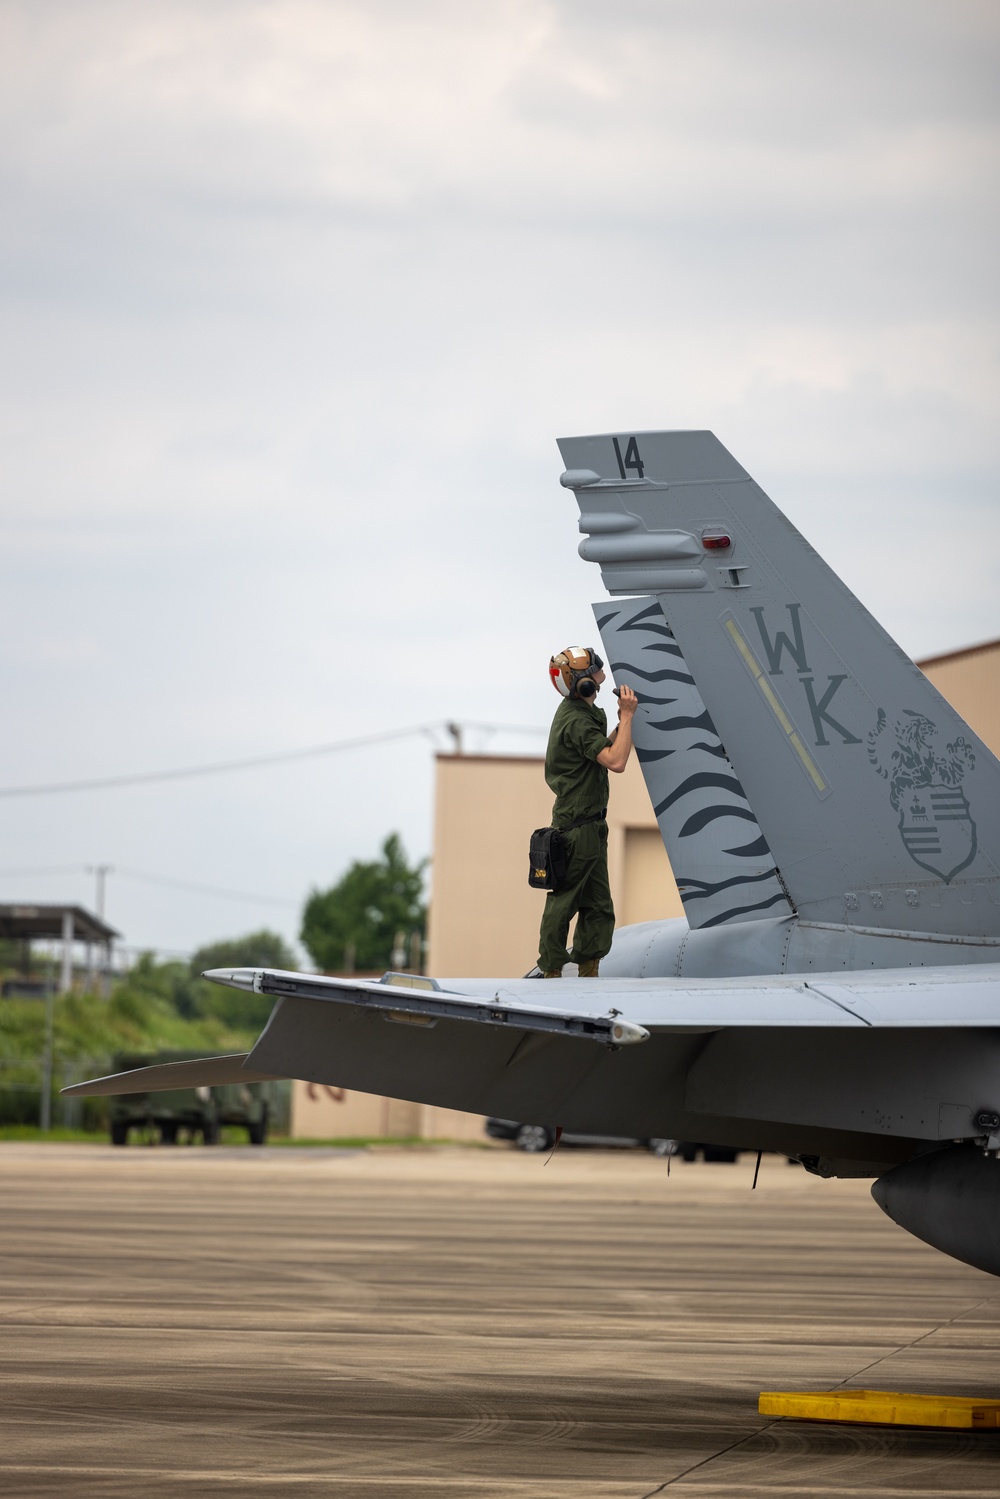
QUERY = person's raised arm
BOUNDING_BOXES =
[597,685,638,773]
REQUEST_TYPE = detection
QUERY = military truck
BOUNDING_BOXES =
[108,1051,272,1146]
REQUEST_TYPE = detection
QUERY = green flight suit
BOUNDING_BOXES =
[537,696,616,973]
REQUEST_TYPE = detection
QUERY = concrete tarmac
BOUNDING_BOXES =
[0,1143,998,1497]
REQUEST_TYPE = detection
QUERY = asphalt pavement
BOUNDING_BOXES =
[0,1142,998,1497]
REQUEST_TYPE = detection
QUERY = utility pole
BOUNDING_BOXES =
[87,864,113,920]
[445,722,463,754]
[42,913,73,1131]
[40,975,54,1132]
[86,865,113,994]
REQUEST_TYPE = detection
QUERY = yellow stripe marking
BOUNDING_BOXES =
[756,676,793,734]
[725,619,827,792]
[789,733,826,792]
[759,1389,1000,1430]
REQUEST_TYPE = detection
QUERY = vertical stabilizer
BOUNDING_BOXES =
[594,597,793,928]
[560,431,1000,938]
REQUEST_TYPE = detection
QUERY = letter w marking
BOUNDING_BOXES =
[750,604,809,675]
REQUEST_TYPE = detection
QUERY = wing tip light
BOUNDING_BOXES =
[203,967,260,991]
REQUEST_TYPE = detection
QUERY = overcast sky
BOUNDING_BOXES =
[1,0,997,959]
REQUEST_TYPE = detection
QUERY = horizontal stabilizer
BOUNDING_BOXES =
[61,1053,282,1098]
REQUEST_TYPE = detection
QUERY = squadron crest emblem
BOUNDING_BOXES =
[868,708,977,883]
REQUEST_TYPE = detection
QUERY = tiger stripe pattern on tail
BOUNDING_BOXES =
[593,598,794,929]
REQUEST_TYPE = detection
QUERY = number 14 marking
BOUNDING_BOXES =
[612,436,645,480]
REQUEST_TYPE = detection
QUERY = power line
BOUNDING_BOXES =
[115,866,297,908]
[0,724,429,797]
[0,862,296,908]
[0,720,546,799]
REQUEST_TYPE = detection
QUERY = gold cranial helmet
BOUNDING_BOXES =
[549,647,604,699]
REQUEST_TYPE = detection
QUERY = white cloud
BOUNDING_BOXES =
[0,0,996,950]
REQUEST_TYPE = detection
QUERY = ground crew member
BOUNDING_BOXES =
[538,647,638,977]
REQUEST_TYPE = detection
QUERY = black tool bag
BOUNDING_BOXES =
[528,827,568,890]
[528,810,607,890]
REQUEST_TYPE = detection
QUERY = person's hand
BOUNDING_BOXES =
[617,683,638,718]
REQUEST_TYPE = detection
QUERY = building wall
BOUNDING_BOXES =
[425,751,683,977]
[290,1081,489,1141]
[919,641,1000,755]
[290,747,683,1137]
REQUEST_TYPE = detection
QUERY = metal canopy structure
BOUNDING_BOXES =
[0,904,121,1132]
[0,903,119,1005]
[0,903,118,947]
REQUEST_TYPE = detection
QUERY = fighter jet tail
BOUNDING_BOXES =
[561,431,1000,938]
[594,597,793,929]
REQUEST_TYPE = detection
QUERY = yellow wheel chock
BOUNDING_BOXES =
[758,1389,1000,1430]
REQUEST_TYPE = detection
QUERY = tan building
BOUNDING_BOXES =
[292,639,999,1139]
[290,1081,486,1142]
[425,752,681,977]
[290,749,679,1138]
[919,639,1000,756]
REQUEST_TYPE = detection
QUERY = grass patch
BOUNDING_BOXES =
[0,1126,493,1148]
[267,1135,430,1148]
[263,1136,494,1148]
[0,1125,107,1143]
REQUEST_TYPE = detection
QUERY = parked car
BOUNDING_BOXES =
[671,1141,740,1163]
[485,1118,739,1161]
[1,978,57,998]
[486,1117,676,1155]
[109,1051,272,1146]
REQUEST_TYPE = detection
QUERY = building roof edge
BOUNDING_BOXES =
[918,637,1000,669]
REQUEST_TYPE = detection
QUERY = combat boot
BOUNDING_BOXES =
[542,970,563,978]
[577,958,600,978]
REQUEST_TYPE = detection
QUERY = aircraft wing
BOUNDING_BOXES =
[61,965,1000,1106]
[211,963,1000,1032]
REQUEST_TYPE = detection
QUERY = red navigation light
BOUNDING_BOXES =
[702,530,731,550]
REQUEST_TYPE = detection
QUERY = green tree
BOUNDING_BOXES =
[300,833,426,973]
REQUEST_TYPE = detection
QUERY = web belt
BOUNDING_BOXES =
[558,808,607,832]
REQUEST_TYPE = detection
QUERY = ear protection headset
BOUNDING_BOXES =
[549,647,605,700]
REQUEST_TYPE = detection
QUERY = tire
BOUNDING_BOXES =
[515,1123,553,1153]
[159,1122,178,1145]
[703,1146,739,1163]
[202,1120,220,1146]
[677,1143,698,1162]
[648,1139,678,1157]
[110,1120,128,1147]
[248,1112,268,1146]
